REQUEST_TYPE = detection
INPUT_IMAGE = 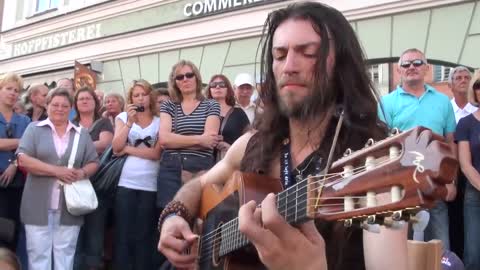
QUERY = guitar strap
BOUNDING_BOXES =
[280,139,323,189]
[280,140,294,189]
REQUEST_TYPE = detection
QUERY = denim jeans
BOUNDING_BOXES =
[156,152,213,208]
[113,187,157,270]
[73,199,111,269]
[464,181,480,270]
[425,200,450,250]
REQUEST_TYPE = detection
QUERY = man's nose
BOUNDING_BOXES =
[283,52,300,74]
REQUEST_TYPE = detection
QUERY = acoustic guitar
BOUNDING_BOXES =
[195,127,457,270]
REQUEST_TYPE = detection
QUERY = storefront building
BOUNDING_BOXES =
[0,0,477,96]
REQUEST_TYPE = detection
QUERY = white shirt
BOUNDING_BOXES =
[450,99,477,123]
[237,102,257,124]
[116,112,160,192]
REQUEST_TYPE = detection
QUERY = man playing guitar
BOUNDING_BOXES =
[157,2,449,269]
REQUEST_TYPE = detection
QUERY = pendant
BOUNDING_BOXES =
[296,174,303,183]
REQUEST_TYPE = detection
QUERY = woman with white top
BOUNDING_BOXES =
[111,79,162,270]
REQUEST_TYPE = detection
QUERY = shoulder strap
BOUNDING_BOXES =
[174,103,178,133]
[88,118,103,133]
[68,129,81,169]
[220,107,234,133]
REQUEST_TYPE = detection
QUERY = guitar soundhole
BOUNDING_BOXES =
[212,222,223,267]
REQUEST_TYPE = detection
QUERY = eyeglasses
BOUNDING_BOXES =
[209,81,226,88]
[400,59,425,69]
[175,72,195,81]
[5,123,13,138]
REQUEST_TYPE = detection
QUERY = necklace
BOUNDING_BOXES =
[294,154,317,182]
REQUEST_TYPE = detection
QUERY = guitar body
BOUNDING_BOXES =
[197,172,283,270]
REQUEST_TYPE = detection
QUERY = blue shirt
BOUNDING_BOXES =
[0,112,31,172]
[378,84,456,136]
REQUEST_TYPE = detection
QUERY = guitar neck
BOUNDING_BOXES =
[203,179,310,257]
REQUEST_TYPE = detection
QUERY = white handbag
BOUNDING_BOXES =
[63,129,98,216]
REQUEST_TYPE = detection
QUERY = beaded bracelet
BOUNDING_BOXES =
[158,200,193,232]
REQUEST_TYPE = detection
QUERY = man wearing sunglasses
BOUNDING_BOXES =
[378,48,456,251]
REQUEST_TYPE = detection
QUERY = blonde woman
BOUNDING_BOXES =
[111,79,162,270]
[0,73,30,254]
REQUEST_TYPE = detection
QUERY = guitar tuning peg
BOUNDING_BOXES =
[343,148,352,157]
[390,128,401,136]
[378,216,406,230]
[364,138,375,148]
[366,215,376,224]
[392,210,403,221]
[361,222,381,234]
[343,219,353,228]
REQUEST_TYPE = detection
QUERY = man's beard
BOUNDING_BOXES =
[278,86,332,120]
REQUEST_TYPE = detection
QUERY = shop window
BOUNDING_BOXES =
[433,65,451,82]
[368,64,382,85]
[36,0,60,12]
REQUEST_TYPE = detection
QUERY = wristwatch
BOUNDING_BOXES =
[8,156,18,167]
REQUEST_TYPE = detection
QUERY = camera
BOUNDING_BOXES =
[134,105,145,112]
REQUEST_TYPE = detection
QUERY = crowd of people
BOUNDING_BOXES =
[0,56,256,269]
[0,1,479,270]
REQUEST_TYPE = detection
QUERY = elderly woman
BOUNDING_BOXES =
[206,74,250,161]
[24,83,48,122]
[111,79,162,270]
[72,87,113,270]
[0,73,30,252]
[16,88,98,270]
[102,93,124,128]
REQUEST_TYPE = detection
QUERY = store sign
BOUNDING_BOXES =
[183,0,265,17]
[12,23,101,57]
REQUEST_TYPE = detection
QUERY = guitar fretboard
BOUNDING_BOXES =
[199,179,310,259]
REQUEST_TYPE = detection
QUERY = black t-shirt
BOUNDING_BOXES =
[26,108,47,122]
[221,107,250,145]
[455,113,480,172]
[73,117,114,144]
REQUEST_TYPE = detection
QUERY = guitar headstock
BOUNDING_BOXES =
[305,126,457,227]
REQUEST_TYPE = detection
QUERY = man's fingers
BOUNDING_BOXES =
[238,200,274,250]
[298,221,324,245]
[160,247,196,267]
[261,193,298,241]
[161,235,192,253]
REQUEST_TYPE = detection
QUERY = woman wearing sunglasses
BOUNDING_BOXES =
[156,60,221,222]
[0,73,30,254]
[206,74,250,162]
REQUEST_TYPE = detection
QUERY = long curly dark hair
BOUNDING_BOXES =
[246,2,387,173]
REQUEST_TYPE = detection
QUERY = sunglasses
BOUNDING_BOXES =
[209,81,226,88]
[400,59,425,69]
[175,72,195,81]
[5,123,13,138]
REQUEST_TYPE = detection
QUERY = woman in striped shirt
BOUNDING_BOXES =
[156,60,221,211]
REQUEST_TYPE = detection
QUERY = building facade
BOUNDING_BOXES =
[0,0,477,97]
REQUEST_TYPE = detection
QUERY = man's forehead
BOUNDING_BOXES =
[401,52,424,60]
[454,70,471,77]
[272,19,322,48]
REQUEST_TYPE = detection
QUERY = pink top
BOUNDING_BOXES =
[36,119,81,210]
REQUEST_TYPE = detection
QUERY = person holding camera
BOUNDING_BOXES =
[111,79,162,270]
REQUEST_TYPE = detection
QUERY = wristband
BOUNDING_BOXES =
[158,200,192,232]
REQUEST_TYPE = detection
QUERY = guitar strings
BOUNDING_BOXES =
[197,154,395,248]
[197,155,396,259]
[197,156,397,262]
